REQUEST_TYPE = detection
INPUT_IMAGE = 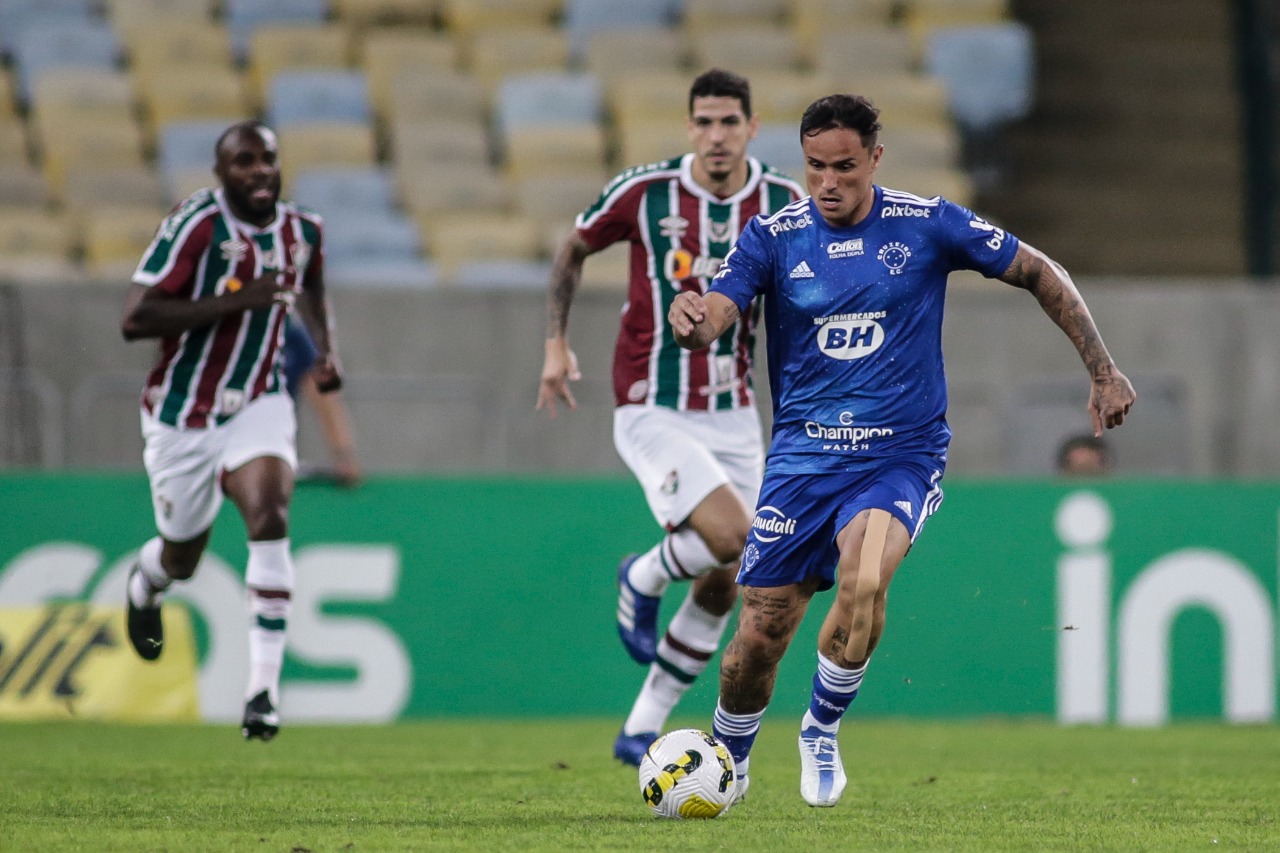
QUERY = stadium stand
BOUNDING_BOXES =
[222,0,329,60]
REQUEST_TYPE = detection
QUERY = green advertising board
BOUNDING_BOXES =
[1,474,1276,725]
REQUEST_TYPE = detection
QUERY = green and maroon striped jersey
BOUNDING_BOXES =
[132,188,325,429]
[576,154,803,411]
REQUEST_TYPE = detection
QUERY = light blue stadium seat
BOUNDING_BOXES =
[267,70,371,128]
[749,122,803,178]
[11,20,120,102]
[562,0,679,59]
[224,0,328,60]
[924,22,1035,134]
[0,0,95,56]
[321,211,421,262]
[452,259,554,290]
[494,71,603,136]
[157,119,229,174]
[326,258,440,290]
[290,166,396,220]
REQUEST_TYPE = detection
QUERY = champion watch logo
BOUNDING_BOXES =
[789,260,815,279]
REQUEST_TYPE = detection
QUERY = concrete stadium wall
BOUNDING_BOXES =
[2,276,1278,476]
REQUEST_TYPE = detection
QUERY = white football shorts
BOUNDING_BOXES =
[141,392,297,541]
[613,404,764,531]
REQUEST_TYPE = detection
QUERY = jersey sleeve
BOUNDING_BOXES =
[132,205,214,296]
[573,170,644,252]
[708,216,774,313]
[938,199,1020,278]
[299,213,326,291]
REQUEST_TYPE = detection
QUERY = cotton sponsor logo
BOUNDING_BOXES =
[767,212,813,236]
[751,505,797,543]
[827,239,864,259]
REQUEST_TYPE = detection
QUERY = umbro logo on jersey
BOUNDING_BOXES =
[790,261,815,279]
[895,500,914,519]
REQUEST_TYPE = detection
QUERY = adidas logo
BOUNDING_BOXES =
[789,260,815,279]
[894,500,913,519]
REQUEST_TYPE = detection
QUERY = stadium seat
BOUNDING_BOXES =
[248,24,353,107]
[494,72,603,135]
[681,0,787,30]
[330,0,438,27]
[616,121,685,167]
[502,125,608,180]
[388,118,491,171]
[563,0,679,60]
[749,123,804,177]
[0,164,51,208]
[39,116,147,197]
[689,25,801,74]
[582,28,687,83]
[0,209,74,261]
[10,20,122,103]
[0,121,27,166]
[441,0,559,37]
[30,68,134,122]
[607,71,691,133]
[396,164,508,218]
[163,167,217,203]
[138,67,249,133]
[325,256,440,289]
[466,27,571,92]
[418,211,542,279]
[512,173,608,223]
[277,123,378,170]
[853,74,953,130]
[923,22,1034,134]
[878,123,961,172]
[791,0,895,54]
[451,258,552,290]
[80,205,166,279]
[903,0,1009,55]
[157,119,230,177]
[321,210,422,262]
[750,70,834,123]
[385,70,486,124]
[289,165,396,219]
[223,0,329,60]
[0,0,95,56]
[360,29,459,121]
[872,165,974,206]
[811,26,915,80]
[122,20,234,77]
[267,69,371,128]
[60,166,169,216]
[106,0,214,29]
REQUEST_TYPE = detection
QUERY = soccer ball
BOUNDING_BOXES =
[637,728,738,819]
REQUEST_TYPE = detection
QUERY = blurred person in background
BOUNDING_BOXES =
[1056,433,1113,477]
[119,120,343,742]
[669,94,1136,807]
[282,319,361,488]
[535,69,804,765]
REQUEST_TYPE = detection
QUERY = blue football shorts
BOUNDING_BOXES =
[736,455,945,592]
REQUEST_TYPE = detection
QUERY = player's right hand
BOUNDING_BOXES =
[537,337,581,418]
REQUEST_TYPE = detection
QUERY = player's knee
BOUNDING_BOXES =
[243,504,289,541]
[701,519,751,565]
[692,567,739,615]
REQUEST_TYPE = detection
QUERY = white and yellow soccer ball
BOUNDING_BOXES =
[637,728,738,819]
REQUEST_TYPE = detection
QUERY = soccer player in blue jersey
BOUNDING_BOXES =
[669,94,1136,807]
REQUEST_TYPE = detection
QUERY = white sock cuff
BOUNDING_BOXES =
[246,538,294,592]
[138,537,171,589]
[817,653,867,695]
[666,527,719,579]
[714,701,766,735]
[666,589,731,655]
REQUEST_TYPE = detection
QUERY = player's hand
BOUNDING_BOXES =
[1088,368,1136,434]
[668,291,707,340]
[311,353,343,393]
[537,337,581,418]
[227,272,295,311]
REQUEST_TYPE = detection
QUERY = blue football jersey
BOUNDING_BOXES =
[710,185,1020,473]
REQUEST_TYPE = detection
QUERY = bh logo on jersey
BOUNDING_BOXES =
[817,318,885,360]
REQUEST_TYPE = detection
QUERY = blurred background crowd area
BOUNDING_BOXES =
[1,0,1278,477]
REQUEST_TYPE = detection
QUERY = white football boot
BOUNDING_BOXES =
[798,726,846,807]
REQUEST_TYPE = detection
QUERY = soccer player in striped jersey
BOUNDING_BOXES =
[670,94,1136,806]
[119,121,344,741]
[536,69,804,766]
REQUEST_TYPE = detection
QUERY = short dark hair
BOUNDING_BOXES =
[214,120,271,159]
[799,94,882,150]
[688,68,752,117]
[1056,434,1113,472]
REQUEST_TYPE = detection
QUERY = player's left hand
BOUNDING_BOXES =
[312,354,343,393]
[1089,368,1136,434]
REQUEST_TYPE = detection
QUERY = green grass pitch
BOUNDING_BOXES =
[1,719,1276,851]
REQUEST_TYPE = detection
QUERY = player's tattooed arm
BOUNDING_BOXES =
[669,292,741,350]
[545,233,593,338]
[999,242,1137,432]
